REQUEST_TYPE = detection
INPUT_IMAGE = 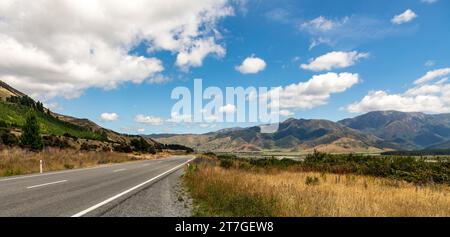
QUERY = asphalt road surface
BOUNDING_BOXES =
[0,156,194,217]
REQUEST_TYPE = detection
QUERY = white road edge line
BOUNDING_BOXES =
[27,180,67,189]
[113,169,127,173]
[71,158,195,217]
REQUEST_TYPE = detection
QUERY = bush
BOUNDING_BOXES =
[0,130,19,146]
[305,176,320,186]
[113,143,133,153]
[43,136,71,149]
[220,159,234,169]
[20,110,43,150]
[130,138,156,154]
[80,143,98,151]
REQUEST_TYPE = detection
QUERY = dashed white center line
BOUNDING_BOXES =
[71,158,195,217]
[142,164,150,167]
[113,169,127,173]
[27,180,67,189]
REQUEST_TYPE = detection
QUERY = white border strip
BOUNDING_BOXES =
[71,158,195,217]
[27,180,67,189]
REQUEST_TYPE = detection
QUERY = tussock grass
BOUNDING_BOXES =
[185,161,450,217]
[0,147,150,177]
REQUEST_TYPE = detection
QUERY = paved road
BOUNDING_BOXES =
[0,156,194,217]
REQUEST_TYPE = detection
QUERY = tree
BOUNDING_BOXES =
[20,110,43,150]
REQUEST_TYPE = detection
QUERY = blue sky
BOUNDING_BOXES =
[1,0,449,134]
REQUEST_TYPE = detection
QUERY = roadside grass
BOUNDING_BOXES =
[184,157,450,217]
[0,147,149,177]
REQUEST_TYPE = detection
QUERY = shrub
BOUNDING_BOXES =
[80,143,98,151]
[43,136,71,149]
[220,159,234,169]
[20,110,43,150]
[305,176,320,186]
[0,130,19,146]
[113,143,133,153]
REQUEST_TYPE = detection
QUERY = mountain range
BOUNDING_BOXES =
[149,111,450,153]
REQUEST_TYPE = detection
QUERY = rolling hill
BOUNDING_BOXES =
[0,80,159,148]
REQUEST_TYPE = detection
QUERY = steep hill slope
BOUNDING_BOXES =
[339,111,450,149]
[0,80,159,147]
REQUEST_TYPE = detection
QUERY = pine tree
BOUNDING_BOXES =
[20,110,43,150]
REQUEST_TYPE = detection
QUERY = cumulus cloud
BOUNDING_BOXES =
[0,0,233,100]
[300,51,369,72]
[414,67,450,85]
[235,56,267,74]
[219,104,237,113]
[100,113,119,122]
[134,115,164,125]
[347,67,450,113]
[268,72,360,110]
[391,9,418,25]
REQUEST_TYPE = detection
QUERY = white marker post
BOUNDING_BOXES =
[40,160,43,174]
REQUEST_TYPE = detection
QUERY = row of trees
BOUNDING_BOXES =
[7,96,45,113]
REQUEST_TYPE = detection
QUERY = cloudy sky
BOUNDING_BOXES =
[0,0,449,134]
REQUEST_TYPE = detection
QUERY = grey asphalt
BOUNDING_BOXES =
[0,156,194,217]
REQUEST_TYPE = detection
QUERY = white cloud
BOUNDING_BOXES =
[235,56,267,74]
[300,51,369,72]
[391,9,418,25]
[269,72,360,110]
[414,67,450,84]
[148,75,171,84]
[100,113,119,122]
[137,128,146,133]
[300,15,404,49]
[219,104,237,113]
[425,60,435,67]
[176,37,226,70]
[301,16,341,32]
[0,0,233,100]
[347,67,450,113]
[134,115,164,125]
[278,110,294,117]
[44,102,63,111]
[167,112,193,123]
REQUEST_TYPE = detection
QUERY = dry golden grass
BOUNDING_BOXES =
[0,147,166,177]
[185,165,450,217]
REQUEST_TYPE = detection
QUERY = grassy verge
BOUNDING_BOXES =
[0,147,156,177]
[184,155,450,217]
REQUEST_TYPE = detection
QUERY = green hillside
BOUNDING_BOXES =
[0,101,103,140]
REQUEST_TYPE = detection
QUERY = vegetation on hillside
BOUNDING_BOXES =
[0,99,103,140]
